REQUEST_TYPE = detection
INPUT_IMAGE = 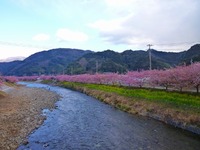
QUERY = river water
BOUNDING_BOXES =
[17,82,200,150]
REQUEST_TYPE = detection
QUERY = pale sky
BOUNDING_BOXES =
[0,0,199,59]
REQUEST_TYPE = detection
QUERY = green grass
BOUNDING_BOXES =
[42,80,53,84]
[0,91,6,98]
[60,82,200,113]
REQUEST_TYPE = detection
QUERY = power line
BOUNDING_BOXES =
[0,40,50,49]
[155,41,200,46]
[147,44,153,70]
[155,48,185,50]
[0,40,199,51]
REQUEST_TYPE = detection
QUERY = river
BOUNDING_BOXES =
[17,82,200,150]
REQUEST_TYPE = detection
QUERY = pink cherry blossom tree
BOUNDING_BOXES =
[3,76,18,83]
[187,63,200,93]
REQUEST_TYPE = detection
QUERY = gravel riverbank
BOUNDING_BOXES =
[0,85,60,150]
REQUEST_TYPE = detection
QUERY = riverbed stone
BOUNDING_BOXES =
[0,85,60,150]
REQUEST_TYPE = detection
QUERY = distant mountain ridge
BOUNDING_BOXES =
[0,48,92,76]
[66,44,200,74]
[0,44,199,76]
[0,56,26,62]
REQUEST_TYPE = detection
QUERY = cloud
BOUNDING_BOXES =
[90,0,200,50]
[103,0,138,17]
[89,14,153,45]
[88,19,123,32]
[32,33,50,41]
[56,28,88,42]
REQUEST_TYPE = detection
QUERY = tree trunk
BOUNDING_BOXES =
[196,85,199,93]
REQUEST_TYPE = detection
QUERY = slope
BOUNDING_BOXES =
[0,48,92,76]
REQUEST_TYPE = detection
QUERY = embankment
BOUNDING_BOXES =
[58,82,200,135]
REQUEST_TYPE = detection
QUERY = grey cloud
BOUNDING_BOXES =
[97,0,200,49]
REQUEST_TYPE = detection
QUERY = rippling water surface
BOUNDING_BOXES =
[17,82,200,150]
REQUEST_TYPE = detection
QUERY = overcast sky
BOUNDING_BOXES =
[0,0,199,59]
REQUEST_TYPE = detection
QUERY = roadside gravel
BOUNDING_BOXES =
[0,85,60,150]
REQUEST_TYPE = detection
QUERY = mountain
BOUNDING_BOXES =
[65,50,168,74]
[66,44,200,74]
[181,44,200,64]
[0,61,23,75]
[0,48,92,76]
[66,50,127,74]
[0,44,199,76]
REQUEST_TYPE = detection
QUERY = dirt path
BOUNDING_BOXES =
[0,85,60,150]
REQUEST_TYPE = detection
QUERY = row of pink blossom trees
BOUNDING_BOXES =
[0,76,19,85]
[1,62,199,93]
[16,62,200,93]
[0,76,3,86]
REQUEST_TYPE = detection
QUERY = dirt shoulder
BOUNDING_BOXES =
[0,85,60,150]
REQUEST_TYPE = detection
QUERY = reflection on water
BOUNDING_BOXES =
[17,82,200,150]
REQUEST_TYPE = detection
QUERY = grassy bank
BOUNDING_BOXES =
[0,82,14,98]
[60,82,200,112]
[0,91,6,98]
[56,81,200,134]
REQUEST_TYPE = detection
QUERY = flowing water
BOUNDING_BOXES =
[17,82,200,150]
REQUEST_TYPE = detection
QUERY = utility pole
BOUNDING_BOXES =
[62,67,64,75]
[190,58,193,65]
[70,67,73,75]
[96,60,98,73]
[147,44,153,70]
